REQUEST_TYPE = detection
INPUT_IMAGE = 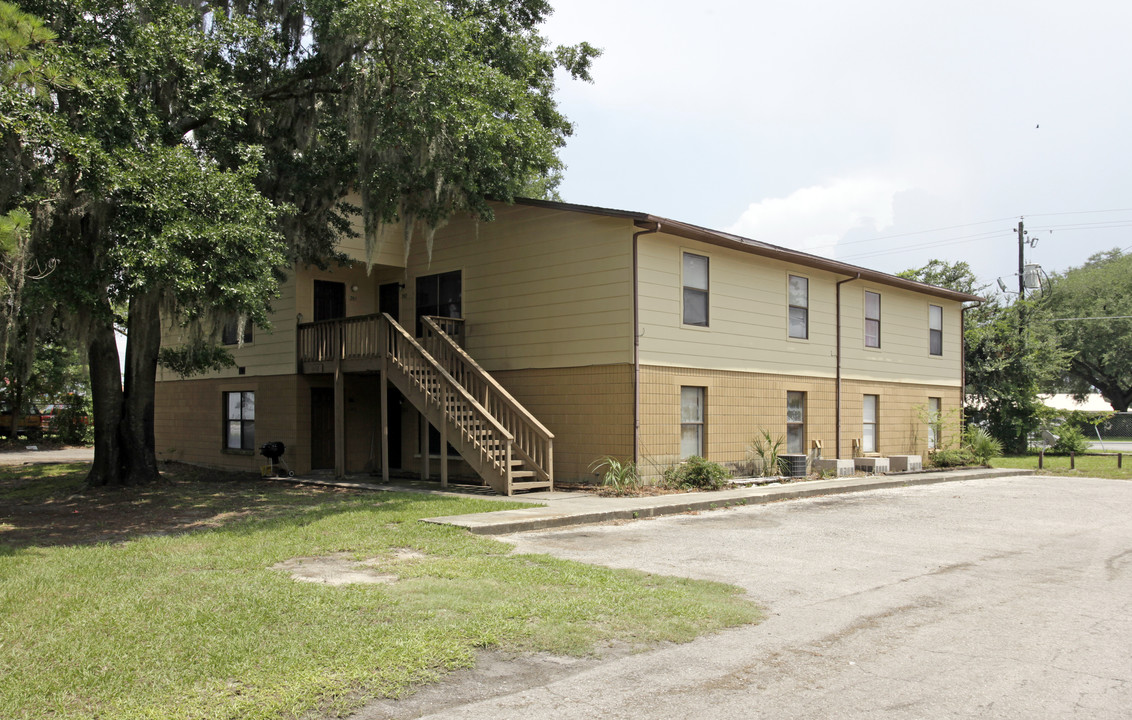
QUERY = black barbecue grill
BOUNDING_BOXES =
[259,441,294,477]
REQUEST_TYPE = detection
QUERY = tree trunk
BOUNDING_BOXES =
[119,290,162,485]
[86,317,123,487]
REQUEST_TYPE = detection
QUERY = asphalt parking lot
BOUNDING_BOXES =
[367,475,1132,719]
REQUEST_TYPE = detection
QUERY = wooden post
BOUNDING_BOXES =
[333,362,345,479]
[420,414,429,480]
[1119,453,1123,469]
[1039,448,1044,470]
[1070,451,1075,470]
[440,387,448,489]
[380,380,389,485]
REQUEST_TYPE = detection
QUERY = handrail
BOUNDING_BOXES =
[421,316,553,483]
[382,314,515,482]
[423,315,465,347]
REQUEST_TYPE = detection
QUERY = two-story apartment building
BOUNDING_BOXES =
[153,198,979,493]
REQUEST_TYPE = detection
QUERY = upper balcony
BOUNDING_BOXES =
[297,314,465,374]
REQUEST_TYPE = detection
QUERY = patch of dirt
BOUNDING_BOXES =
[0,462,363,548]
[346,644,638,720]
[272,553,399,586]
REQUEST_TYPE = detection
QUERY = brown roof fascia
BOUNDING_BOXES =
[512,197,983,304]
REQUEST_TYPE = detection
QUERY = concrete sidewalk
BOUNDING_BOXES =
[287,467,1030,535]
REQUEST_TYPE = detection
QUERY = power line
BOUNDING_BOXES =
[801,216,1016,253]
[1043,315,1132,322]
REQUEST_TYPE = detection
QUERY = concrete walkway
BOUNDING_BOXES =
[286,467,1029,535]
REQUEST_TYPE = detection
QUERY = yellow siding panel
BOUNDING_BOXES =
[400,204,634,370]
[637,233,964,386]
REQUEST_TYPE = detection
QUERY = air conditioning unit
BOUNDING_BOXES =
[779,453,807,477]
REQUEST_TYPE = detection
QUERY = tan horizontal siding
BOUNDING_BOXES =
[638,233,963,385]
[401,204,634,371]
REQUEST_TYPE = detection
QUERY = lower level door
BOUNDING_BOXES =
[310,388,335,470]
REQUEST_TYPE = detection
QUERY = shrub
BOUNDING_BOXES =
[748,430,786,477]
[589,456,642,495]
[662,456,731,490]
[48,394,93,445]
[964,426,1003,465]
[928,447,976,468]
[1051,424,1089,455]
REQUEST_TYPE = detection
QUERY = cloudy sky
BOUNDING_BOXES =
[541,0,1132,292]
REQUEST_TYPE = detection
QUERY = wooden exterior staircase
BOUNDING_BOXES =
[297,313,553,495]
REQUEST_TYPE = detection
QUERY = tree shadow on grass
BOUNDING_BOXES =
[0,462,461,550]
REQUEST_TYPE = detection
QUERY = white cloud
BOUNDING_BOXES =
[726,176,908,257]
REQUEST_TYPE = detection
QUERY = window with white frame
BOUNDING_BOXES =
[787,391,805,454]
[862,394,878,454]
[682,253,709,326]
[927,397,942,450]
[865,291,881,348]
[788,275,808,339]
[224,391,255,451]
[929,304,943,356]
[680,386,705,458]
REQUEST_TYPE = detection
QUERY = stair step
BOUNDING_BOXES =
[511,481,552,490]
[510,470,536,478]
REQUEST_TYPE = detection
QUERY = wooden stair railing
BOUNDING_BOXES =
[381,314,521,495]
[421,316,554,489]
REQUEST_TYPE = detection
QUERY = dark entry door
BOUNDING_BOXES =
[386,386,403,469]
[379,282,401,323]
[313,280,346,322]
[310,388,334,470]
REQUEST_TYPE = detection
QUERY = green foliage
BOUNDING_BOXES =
[1050,424,1089,455]
[1042,249,1132,412]
[48,393,91,445]
[157,338,235,379]
[927,447,976,468]
[897,259,984,296]
[964,426,1003,464]
[662,456,731,490]
[748,430,786,477]
[589,456,642,495]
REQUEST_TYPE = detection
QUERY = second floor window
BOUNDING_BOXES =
[788,275,808,339]
[929,304,943,355]
[865,291,881,348]
[682,253,709,326]
[221,317,252,346]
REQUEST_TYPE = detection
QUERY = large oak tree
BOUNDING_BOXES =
[1042,249,1132,411]
[4,0,596,486]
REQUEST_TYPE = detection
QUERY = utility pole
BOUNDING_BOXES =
[1017,219,1026,297]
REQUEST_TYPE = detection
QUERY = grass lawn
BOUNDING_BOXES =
[0,464,761,720]
[992,453,1132,480]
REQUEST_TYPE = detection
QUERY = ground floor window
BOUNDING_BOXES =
[862,394,878,453]
[927,397,942,450]
[224,391,255,451]
[787,391,805,453]
[680,386,705,458]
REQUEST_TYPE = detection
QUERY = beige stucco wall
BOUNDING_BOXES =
[637,232,964,386]
[638,364,962,479]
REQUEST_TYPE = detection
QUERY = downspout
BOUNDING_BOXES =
[632,221,661,466]
[835,273,861,459]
